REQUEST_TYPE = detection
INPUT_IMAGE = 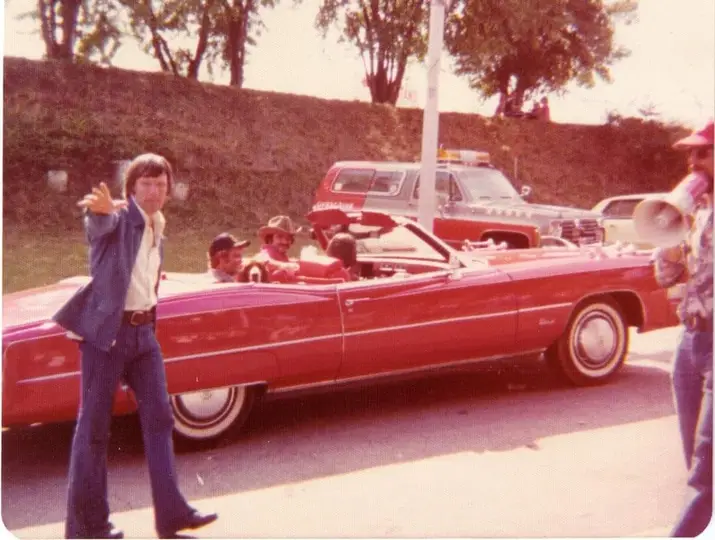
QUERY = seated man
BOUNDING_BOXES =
[207,232,250,283]
[255,215,300,281]
[326,232,360,281]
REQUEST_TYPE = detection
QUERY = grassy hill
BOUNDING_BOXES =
[2,56,691,292]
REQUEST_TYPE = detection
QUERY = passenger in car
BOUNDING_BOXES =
[326,232,360,280]
[207,233,250,283]
[255,215,300,281]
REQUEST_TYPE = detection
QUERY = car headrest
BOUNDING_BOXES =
[298,255,345,278]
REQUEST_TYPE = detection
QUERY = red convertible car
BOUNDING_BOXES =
[2,209,678,446]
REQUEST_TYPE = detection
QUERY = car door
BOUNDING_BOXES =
[335,266,518,380]
[158,285,344,393]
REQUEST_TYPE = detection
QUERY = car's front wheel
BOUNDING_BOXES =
[546,298,628,386]
[170,385,258,448]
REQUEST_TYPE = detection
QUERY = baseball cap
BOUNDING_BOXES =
[673,120,714,149]
[209,233,250,256]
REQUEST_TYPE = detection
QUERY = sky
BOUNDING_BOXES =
[2,0,714,127]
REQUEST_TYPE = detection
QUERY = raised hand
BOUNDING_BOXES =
[77,182,128,215]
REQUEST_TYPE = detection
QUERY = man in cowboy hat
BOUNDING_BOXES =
[255,215,300,280]
[653,119,713,537]
[207,232,250,283]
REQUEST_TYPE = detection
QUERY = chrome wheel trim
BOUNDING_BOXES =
[170,386,248,440]
[569,306,624,377]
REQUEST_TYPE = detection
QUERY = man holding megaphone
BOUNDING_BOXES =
[652,119,713,537]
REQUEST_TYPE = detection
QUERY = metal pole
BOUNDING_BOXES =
[417,0,445,232]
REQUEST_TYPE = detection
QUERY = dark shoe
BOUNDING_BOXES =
[96,523,124,539]
[158,511,218,538]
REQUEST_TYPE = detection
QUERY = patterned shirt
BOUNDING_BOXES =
[654,197,713,322]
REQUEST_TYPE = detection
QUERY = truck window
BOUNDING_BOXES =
[332,169,404,196]
[369,171,404,195]
[332,169,374,193]
[413,171,463,201]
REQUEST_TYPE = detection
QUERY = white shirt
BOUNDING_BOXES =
[124,199,166,311]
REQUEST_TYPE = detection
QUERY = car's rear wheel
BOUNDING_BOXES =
[170,385,257,447]
[546,298,628,386]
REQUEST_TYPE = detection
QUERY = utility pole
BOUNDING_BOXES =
[417,0,446,232]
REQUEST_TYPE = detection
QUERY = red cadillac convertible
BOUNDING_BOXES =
[2,209,677,446]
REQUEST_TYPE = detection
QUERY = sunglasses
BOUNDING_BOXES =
[691,147,713,160]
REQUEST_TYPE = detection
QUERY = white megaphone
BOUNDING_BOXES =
[633,171,711,248]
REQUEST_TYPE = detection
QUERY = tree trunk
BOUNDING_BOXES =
[58,0,80,60]
[226,0,251,87]
[188,0,216,79]
[38,0,80,61]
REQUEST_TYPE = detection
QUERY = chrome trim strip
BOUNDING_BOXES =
[168,381,268,397]
[163,333,343,364]
[17,370,78,385]
[518,302,572,313]
[344,310,516,338]
[270,347,547,394]
[13,304,571,382]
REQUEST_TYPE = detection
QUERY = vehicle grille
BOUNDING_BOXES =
[559,219,602,245]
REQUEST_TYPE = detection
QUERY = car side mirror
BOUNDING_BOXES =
[520,185,532,199]
[448,254,463,280]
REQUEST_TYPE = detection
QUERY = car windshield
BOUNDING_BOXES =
[456,168,522,201]
[331,223,447,262]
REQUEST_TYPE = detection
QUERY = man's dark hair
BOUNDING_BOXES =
[326,232,358,269]
[123,153,174,198]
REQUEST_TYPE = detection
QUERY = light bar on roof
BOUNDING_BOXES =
[437,148,491,165]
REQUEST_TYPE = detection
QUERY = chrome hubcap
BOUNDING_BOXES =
[177,388,233,420]
[574,313,617,369]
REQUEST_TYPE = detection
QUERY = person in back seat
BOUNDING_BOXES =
[326,232,360,281]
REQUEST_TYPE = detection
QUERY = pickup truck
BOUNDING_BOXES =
[313,149,604,249]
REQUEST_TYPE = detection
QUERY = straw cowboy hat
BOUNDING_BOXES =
[258,215,298,242]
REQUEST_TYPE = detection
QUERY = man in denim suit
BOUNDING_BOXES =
[54,154,217,539]
[653,120,713,537]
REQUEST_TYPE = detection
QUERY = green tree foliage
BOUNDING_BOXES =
[74,0,124,65]
[21,0,275,84]
[445,0,638,114]
[119,0,276,84]
[20,0,122,63]
[315,0,431,105]
[120,0,223,79]
[214,0,277,87]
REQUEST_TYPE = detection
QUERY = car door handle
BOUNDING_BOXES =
[345,297,370,307]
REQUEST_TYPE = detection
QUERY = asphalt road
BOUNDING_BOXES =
[1,326,695,538]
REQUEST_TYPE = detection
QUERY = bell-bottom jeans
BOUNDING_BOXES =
[671,328,713,537]
[65,323,194,538]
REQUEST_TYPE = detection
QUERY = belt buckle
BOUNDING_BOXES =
[685,315,701,332]
[129,311,145,326]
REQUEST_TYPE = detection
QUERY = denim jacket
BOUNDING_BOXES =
[53,198,164,351]
[653,198,713,323]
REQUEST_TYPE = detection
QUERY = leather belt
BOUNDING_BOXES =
[123,309,156,326]
[683,314,713,333]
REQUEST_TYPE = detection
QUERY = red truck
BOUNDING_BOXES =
[313,148,604,249]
